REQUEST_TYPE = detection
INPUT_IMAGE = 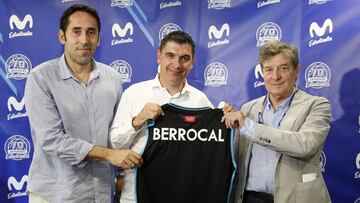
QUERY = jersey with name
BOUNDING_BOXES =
[136,103,236,203]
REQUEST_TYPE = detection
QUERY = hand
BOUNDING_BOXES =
[114,175,124,202]
[132,103,164,130]
[221,102,235,113]
[108,149,143,170]
[222,111,245,129]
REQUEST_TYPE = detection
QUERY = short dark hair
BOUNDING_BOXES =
[60,4,101,33]
[159,31,195,56]
[259,40,299,69]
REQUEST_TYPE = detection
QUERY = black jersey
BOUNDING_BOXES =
[136,103,237,203]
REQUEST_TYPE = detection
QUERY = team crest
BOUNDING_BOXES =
[159,23,182,42]
[305,62,331,89]
[204,62,228,87]
[110,60,132,83]
[111,0,133,8]
[256,22,282,47]
[4,135,31,160]
[208,0,231,9]
[5,54,32,80]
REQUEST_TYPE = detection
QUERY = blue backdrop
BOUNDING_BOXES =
[1,0,359,202]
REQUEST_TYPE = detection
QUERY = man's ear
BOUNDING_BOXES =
[58,30,65,45]
[157,49,161,64]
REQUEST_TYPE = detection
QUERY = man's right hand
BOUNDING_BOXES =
[107,149,143,170]
[132,103,164,130]
[87,146,143,170]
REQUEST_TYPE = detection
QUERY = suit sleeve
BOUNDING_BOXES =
[243,97,330,158]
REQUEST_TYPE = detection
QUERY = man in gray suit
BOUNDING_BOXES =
[224,41,331,203]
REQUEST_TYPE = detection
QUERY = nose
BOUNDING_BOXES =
[172,57,180,68]
[79,32,89,44]
[272,68,281,80]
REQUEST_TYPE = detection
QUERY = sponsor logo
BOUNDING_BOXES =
[160,0,182,9]
[355,153,360,179]
[184,115,196,123]
[254,64,264,88]
[256,22,282,47]
[204,62,228,87]
[309,18,333,47]
[208,23,230,48]
[153,128,225,142]
[305,62,331,89]
[5,54,32,80]
[208,0,231,9]
[4,135,31,160]
[111,0,133,8]
[159,23,182,42]
[9,14,33,39]
[7,175,28,199]
[355,197,360,203]
[110,60,132,83]
[319,151,326,172]
[7,96,27,120]
[309,0,332,5]
[111,22,134,46]
[257,0,280,8]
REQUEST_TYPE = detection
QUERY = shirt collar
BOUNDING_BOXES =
[151,73,190,95]
[265,86,298,111]
[59,53,101,80]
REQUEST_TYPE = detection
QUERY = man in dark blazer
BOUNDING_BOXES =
[224,41,331,203]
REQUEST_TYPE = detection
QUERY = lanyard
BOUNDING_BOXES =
[258,88,299,127]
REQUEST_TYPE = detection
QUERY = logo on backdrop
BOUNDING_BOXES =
[256,22,282,47]
[208,0,231,9]
[305,62,331,89]
[159,23,182,41]
[111,0,133,8]
[257,0,281,8]
[309,0,332,5]
[358,114,360,133]
[9,14,33,39]
[309,18,333,47]
[111,22,134,46]
[208,23,230,48]
[5,54,32,80]
[7,96,27,120]
[4,135,31,161]
[7,175,28,199]
[355,153,360,179]
[254,64,264,88]
[110,60,132,83]
[160,0,182,9]
[204,62,228,87]
[320,151,326,172]
[355,197,360,203]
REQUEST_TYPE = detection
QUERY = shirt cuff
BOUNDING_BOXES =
[239,117,256,139]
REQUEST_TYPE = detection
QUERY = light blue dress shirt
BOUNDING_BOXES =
[25,54,123,203]
[240,93,294,194]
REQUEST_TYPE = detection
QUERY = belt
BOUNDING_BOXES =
[243,190,274,203]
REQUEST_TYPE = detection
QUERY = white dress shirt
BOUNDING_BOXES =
[110,74,213,203]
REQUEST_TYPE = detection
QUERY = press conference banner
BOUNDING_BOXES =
[1,0,359,202]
